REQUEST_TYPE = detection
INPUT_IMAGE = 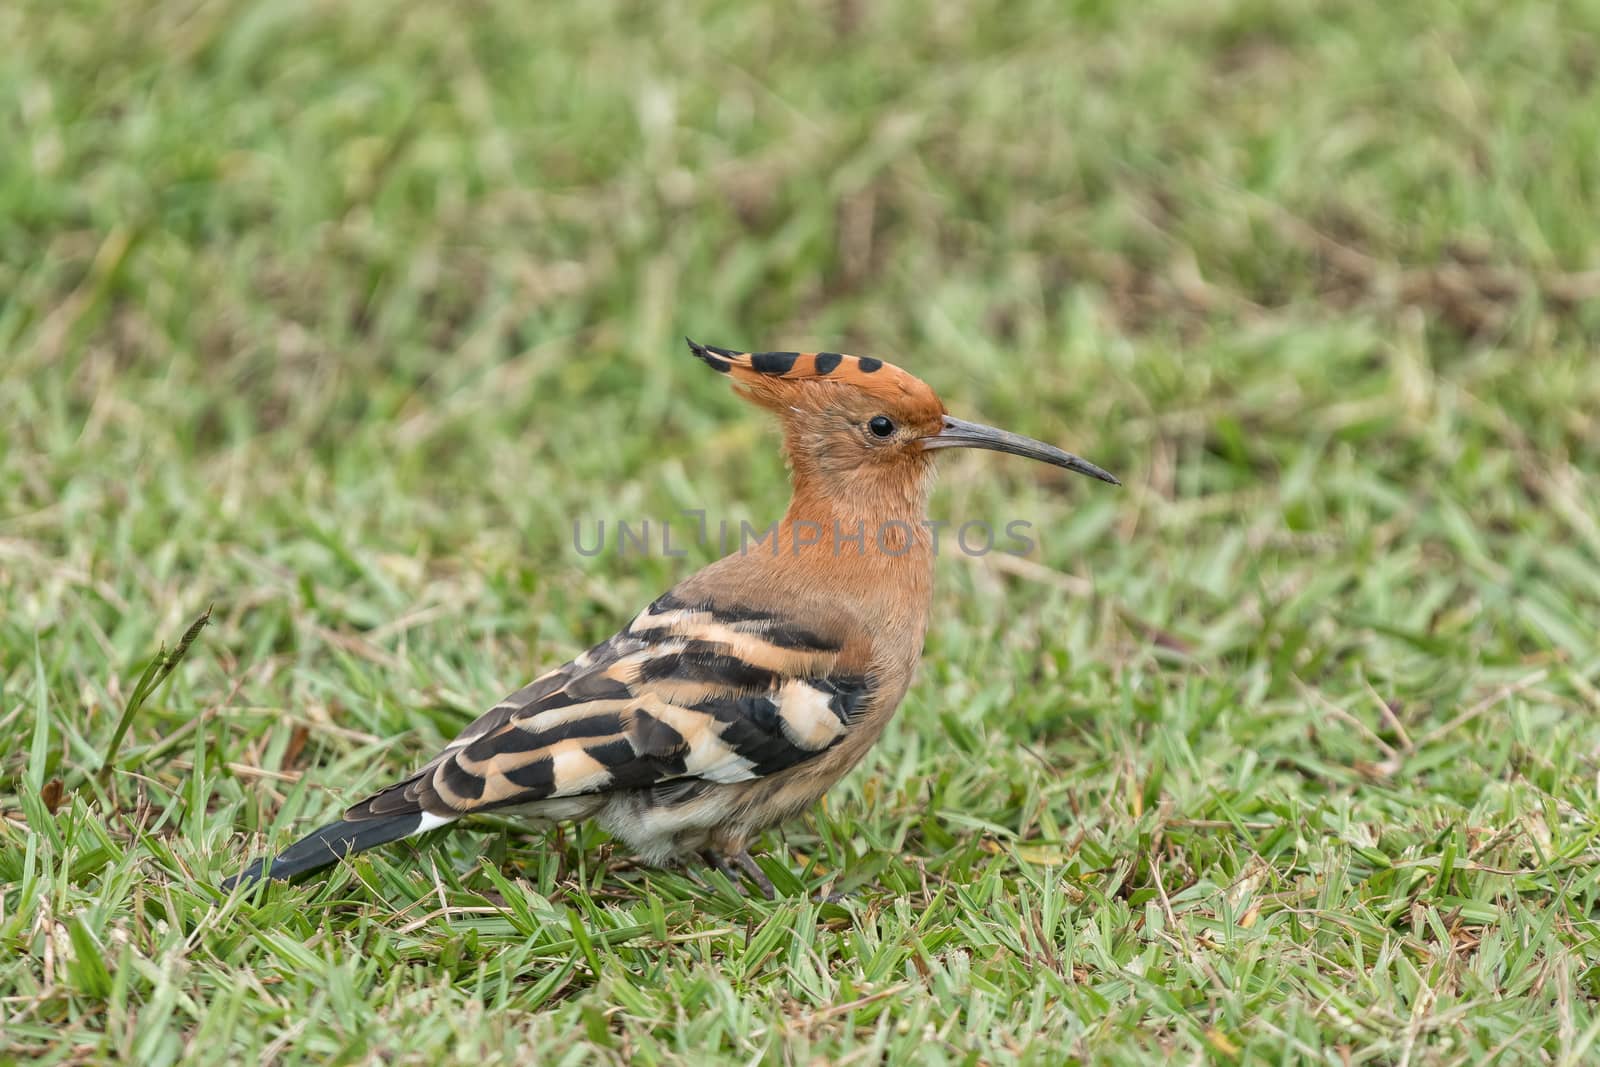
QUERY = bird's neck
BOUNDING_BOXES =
[695,462,936,677]
[774,465,937,583]
[768,465,936,691]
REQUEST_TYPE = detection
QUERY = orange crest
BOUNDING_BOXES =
[687,339,945,431]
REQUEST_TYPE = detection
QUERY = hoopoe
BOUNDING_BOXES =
[224,340,1117,897]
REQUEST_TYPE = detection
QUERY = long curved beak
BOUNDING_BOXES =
[921,415,1120,485]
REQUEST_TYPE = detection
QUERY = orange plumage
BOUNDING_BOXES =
[223,340,1117,897]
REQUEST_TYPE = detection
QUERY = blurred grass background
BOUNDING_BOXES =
[4,0,1600,1063]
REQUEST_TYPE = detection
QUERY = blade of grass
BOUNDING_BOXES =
[97,606,212,780]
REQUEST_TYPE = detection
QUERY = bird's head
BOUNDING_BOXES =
[687,339,1119,492]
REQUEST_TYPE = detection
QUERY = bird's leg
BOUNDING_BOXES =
[698,849,747,895]
[729,850,777,901]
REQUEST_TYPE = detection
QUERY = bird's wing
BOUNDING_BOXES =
[344,589,872,822]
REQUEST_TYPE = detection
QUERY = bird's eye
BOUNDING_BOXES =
[868,416,896,438]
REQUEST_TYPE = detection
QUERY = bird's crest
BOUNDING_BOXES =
[686,338,945,425]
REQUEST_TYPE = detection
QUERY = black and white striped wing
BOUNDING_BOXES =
[345,591,872,822]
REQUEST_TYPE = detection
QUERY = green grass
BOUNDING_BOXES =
[5,0,1600,1062]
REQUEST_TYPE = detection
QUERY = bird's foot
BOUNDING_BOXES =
[698,848,740,890]
[698,848,777,900]
[729,849,776,901]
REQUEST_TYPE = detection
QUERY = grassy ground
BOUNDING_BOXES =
[4,0,1600,1062]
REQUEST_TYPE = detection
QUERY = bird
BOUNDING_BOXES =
[223,339,1118,897]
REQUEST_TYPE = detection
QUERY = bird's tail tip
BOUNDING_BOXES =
[221,811,450,891]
